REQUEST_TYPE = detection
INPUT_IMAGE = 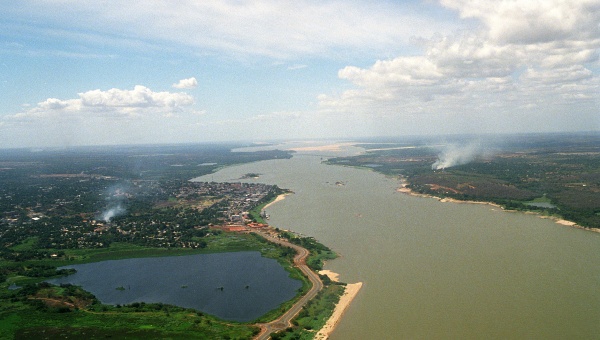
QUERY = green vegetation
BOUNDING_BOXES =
[0,231,276,291]
[248,190,287,224]
[278,232,338,271]
[0,144,310,339]
[0,185,337,339]
[328,133,600,229]
[249,232,313,324]
[240,173,261,179]
[249,203,269,224]
[0,228,319,339]
[0,143,349,339]
[270,284,345,340]
[1,282,259,339]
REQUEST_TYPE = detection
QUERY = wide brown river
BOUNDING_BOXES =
[196,148,600,339]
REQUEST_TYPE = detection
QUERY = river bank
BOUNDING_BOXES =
[315,271,363,340]
[262,193,290,211]
[397,179,600,234]
[257,193,365,339]
[195,151,600,339]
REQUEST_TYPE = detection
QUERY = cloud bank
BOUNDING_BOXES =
[0,1,598,147]
[318,0,600,135]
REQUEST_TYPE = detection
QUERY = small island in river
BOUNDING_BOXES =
[240,172,261,179]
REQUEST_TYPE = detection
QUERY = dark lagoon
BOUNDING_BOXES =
[47,251,302,322]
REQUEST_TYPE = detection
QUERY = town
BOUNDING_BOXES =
[0,145,292,261]
[1,178,284,258]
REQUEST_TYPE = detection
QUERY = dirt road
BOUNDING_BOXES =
[253,230,323,340]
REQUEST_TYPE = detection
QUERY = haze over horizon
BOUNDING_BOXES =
[1,1,599,149]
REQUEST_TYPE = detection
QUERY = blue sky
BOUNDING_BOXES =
[1,0,599,148]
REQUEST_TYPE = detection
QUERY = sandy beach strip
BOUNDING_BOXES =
[318,270,340,282]
[397,183,600,233]
[397,184,502,208]
[438,197,504,208]
[262,193,290,210]
[542,216,600,233]
[315,271,363,340]
[555,219,577,226]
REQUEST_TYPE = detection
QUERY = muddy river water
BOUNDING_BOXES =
[196,147,600,339]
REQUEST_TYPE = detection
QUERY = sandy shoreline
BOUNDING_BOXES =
[318,270,340,282]
[261,192,366,338]
[288,142,356,153]
[397,182,600,233]
[315,271,363,340]
[262,193,290,210]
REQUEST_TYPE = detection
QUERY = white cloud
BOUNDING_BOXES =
[318,0,600,135]
[339,57,442,87]
[441,0,600,44]
[9,85,195,120]
[522,66,594,84]
[172,77,198,89]
[0,85,206,148]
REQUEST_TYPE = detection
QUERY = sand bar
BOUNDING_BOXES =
[288,142,356,153]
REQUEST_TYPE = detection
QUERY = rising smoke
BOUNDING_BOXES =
[432,142,494,170]
[101,205,126,222]
[99,184,129,222]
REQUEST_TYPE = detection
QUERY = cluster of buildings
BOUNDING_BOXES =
[1,179,282,251]
[192,181,277,231]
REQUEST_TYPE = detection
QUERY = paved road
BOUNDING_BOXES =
[253,230,323,340]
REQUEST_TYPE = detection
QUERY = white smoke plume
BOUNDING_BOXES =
[101,205,126,222]
[99,184,129,222]
[432,142,492,170]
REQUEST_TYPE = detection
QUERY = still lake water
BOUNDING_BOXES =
[195,150,600,339]
[48,251,302,322]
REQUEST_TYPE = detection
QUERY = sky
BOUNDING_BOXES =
[1,0,599,148]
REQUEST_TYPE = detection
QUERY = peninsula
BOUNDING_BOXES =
[0,143,360,339]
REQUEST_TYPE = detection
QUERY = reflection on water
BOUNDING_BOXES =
[195,146,600,339]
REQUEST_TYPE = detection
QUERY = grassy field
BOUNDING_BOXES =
[2,304,259,339]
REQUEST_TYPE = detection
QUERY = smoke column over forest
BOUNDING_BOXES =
[432,142,495,170]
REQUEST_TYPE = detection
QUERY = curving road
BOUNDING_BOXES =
[253,230,323,340]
